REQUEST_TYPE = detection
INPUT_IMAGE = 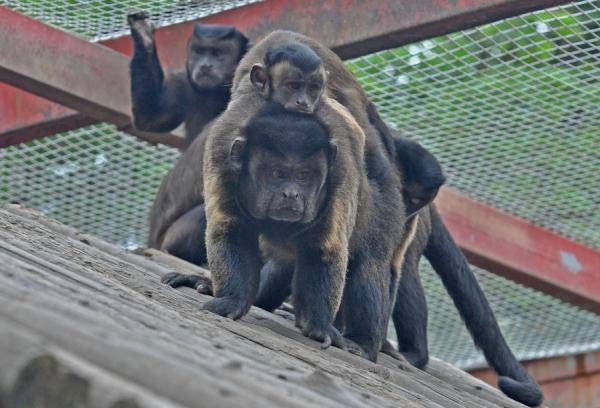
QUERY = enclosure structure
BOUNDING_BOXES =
[0,1,599,407]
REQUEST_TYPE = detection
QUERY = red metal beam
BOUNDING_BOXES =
[435,187,600,314]
[469,351,600,408]
[0,7,183,149]
[1,0,572,146]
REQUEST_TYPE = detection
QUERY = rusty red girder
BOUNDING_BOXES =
[436,188,600,314]
[1,0,572,147]
[0,7,184,148]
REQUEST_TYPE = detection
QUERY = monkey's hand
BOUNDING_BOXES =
[127,10,155,51]
[301,323,346,351]
[203,296,249,320]
[161,273,213,295]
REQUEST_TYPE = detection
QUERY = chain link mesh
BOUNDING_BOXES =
[3,0,261,41]
[1,0,599,369]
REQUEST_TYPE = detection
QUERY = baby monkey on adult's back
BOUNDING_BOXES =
[148,43,328,261]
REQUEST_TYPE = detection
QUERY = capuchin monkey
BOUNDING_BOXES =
[127,10,248,148]
[148,43,328,261]
[200,31,408,362]
[156,30,542,406]
[250,44,327,113]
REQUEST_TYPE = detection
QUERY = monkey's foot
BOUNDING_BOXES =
[343,335,378,362]
[380,339,407,362]
[127,10,155,51]
[161,272,213,295]
[399,351,429,369]
[203,296,249,320]
[301,323,346,351]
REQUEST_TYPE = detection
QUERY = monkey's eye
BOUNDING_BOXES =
[295,171,310,182]
[211,48,222,57]
[271,169,286,179]
[287,82,302,91]
[309,83,322,92]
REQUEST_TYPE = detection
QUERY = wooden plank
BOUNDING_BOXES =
[0,319,185,408]
[0,205,525,407]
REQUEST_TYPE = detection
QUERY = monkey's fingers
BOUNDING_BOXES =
[203,296,248,321]
[321,335,332,349]
[161,272,206,289]
[344,338,365,357]
[126,9,150,26]
[328,326,347,351]
[196,281,214,296]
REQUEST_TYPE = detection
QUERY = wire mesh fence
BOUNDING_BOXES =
[1,0,599,368]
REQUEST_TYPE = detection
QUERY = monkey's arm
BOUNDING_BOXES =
[203,206,261,319]
[128,11,187,132]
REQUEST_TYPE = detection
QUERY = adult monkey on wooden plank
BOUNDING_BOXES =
[201,31,407,361]
[127,10,249,148]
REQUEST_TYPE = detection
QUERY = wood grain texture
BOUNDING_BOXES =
[0,204,526,407]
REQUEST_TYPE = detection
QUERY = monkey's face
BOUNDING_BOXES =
[186,36,242,89]
[269,64,325,114]
[239,148,329,224]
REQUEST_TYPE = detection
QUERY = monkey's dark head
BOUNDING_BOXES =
[250,43,326,114]
[231,103,335,226]
[186,24,249,90]
[394,138,446,218]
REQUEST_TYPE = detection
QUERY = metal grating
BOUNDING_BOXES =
[1,1,599,369]
[3,0,261,41]
[347,0,600,249]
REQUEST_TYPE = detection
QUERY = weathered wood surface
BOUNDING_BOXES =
[0,204,525,408]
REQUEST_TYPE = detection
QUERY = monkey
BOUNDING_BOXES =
[148,42,329,262]
[127,10,248,148]
[250,43,327,113]
[199,31,411,361]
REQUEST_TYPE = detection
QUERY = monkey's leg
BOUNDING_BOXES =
[292,249,346,350]
[391,249,429,368]
[203,222,261,320]
[254,260,293,312]
[340,257,392,362]
[425,207,543,407]
[161,205,207,266]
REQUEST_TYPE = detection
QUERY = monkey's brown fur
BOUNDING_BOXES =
[203,31,407,359]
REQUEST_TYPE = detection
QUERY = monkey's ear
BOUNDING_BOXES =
[250,64,268,92]
[229,137,246,171]
[328,140,338,166]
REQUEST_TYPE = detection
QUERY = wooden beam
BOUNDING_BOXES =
[436,187,600,314]
[1,0,572,146]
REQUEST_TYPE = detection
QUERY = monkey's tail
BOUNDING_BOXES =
[424,206,543,407]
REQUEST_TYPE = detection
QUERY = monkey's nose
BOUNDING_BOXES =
[200,64,212,73]
[296,99,308,107]
[282,190,299,200]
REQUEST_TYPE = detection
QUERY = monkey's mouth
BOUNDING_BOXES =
[192,73,221,88]
[267,207,304,223]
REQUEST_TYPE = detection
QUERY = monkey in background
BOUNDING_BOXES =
[127,10,248,148]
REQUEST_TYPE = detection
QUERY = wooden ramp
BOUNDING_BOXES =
[0,204,525,408]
